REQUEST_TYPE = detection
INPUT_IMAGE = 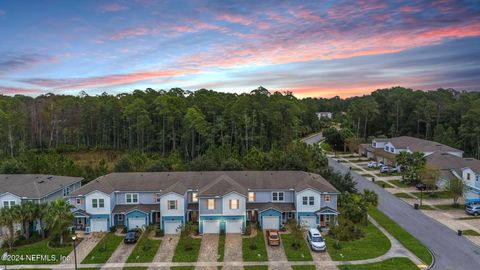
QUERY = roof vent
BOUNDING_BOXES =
[47,176,53,180]
[38,180,45,184]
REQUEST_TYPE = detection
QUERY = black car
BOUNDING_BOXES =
[124,229,141,244]
[416,183,438,191]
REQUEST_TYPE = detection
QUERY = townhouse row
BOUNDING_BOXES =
[359,136,480,201]
[68,171,340,234]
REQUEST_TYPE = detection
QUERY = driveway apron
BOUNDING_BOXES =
[224,233,243,270]
[57,233,106,268]
[196,234,219,270]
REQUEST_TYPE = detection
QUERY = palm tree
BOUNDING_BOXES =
[19,201,38,240]
[46,200,74,245]
[0,206,21,251]
[362,189,379,207]
[36,202,49,239]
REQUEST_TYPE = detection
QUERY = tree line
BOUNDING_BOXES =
[319,87,480,158]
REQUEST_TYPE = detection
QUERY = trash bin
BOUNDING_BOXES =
[414,203,419,210]
[372,177,375,182]
[458,230,463,236]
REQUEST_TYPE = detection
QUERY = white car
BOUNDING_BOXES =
[307,228,326,251]
[367,161,378,168]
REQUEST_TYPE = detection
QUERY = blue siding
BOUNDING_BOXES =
[321,194,337,210]
[160,215,184,230]
[259,208,281,228]
[199,198,223,214]
[116,192,157,204]
[199,215,245,234]
[252,191,294,202]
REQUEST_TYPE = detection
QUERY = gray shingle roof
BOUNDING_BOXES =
[426,152,467,171]
[112,204,159,214]
[388,136,462,153]
[0,174,83,199]
[70,171,339,197]
[197,175,247,197]
[246,202,296,212]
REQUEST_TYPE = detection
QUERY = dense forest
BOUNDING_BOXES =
[0,86,479,181]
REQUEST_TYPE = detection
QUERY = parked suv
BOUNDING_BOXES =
[307,228,326,251]
[465,204,480,216]
[380,165,398,173]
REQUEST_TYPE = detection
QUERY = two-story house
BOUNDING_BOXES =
[0,174,83,231]
[359,136,464,165]
[69,171,339,234]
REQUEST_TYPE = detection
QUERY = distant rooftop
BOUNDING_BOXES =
[0,174,83,199]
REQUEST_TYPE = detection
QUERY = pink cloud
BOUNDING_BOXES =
[99,3,128,13]
[0,86,42,95]
[217,13,253,25]
[399,6,421,13]
[110,26,149,40]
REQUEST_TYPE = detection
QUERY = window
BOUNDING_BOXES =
[99,199,105,208]
[207,199,215,210]
[467,173,471,180]
[168,200,177,210]
[118,215,123,221]
[302,196,308,205]
[309,196,315,206]
[155,193,161,203]
[3,201,8,208]
[372,142,376,147]
[63,187,70,196]
[248,192,256,202]
[477,175,480,182]
[385,146,389,151]
[324,195,331,203]
[92,199,98,208]
[272,192,284,202]
[191,192,198,203]
[126,193,139,204]
[76,198,81,205]
[230,199,239,209]
[390,147,395,153]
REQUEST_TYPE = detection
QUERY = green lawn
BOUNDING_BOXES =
[0,239,72,265]
[409,191,451,199]
[319,142,333,152]
[435,204,465,210]
[419,204,435,210]
[369,207,432,265]
[126,234,162,263]
[292,266,316,270]
[338,257,419,270]
[462,229,480,236]
[389,180,413,188]
[218,234,225,262]
[281,234,312,261]
[82,233,123,264]
[244,266,268,270]
[172,236,201,262]
[459,216,480,220]
[325,221,390,261]
[377,172,403,176]
[373,181,394,188]
[242,230,268,261]
[394,192,415,199]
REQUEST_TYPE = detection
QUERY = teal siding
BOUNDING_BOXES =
[199,215,245,234]
[259,208,281,228]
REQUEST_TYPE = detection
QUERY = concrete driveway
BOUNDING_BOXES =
[264,231,290,270]
[224,233,243,270]
[59,232,105,266]
[196,234,219,270]
[329,157,480,270]
[147,234,180,270]
[102,238,137,269]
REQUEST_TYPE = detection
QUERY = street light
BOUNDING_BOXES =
[72,235,77,270]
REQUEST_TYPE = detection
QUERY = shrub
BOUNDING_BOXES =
[110,226,116,233]
[328,220,364,241]
[244,223,252,236]
[249,238,258,250]
[155,228,164,237]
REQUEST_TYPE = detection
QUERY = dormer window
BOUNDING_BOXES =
[385,146,389,151]
[373,142,376,147]
[63,187,70,196]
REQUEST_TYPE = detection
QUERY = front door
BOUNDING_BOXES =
[190,211,198,222]
[320,215,325,227]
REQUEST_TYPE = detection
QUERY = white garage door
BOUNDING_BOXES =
[300,216,317,228]
[164,220,182,234]
[226,220,242,233]
[128,217,146,230]
[90,219,108,232]
[262,216,279,230]
[203,220,220,234]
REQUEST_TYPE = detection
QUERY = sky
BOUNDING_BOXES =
[0,0,480,98]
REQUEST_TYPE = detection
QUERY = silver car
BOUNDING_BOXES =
[307,228,326,251]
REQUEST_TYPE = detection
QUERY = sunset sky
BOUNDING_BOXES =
[1,0,479,98]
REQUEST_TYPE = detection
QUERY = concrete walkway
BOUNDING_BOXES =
[264,230,290,270]
[57,233,105,267]
[101,240,136,269]
[148,234,179,270]
[224,233,243,270]
[196,234,219,270]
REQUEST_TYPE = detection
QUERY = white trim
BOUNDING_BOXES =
[125,193,139,204]
[272,191,285,202]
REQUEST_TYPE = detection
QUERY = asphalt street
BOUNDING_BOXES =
[302,134,480,269]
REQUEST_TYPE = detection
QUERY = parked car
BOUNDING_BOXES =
[465,204,480,216]
[380,165,398,173]
[124,228,141,244]
[367,161,378,168]
[266,230,280,246]
[416,183,438,191]
[307,228,326,251]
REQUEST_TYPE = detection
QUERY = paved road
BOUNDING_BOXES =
[329,158,480,270]
[301,132,324,145]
